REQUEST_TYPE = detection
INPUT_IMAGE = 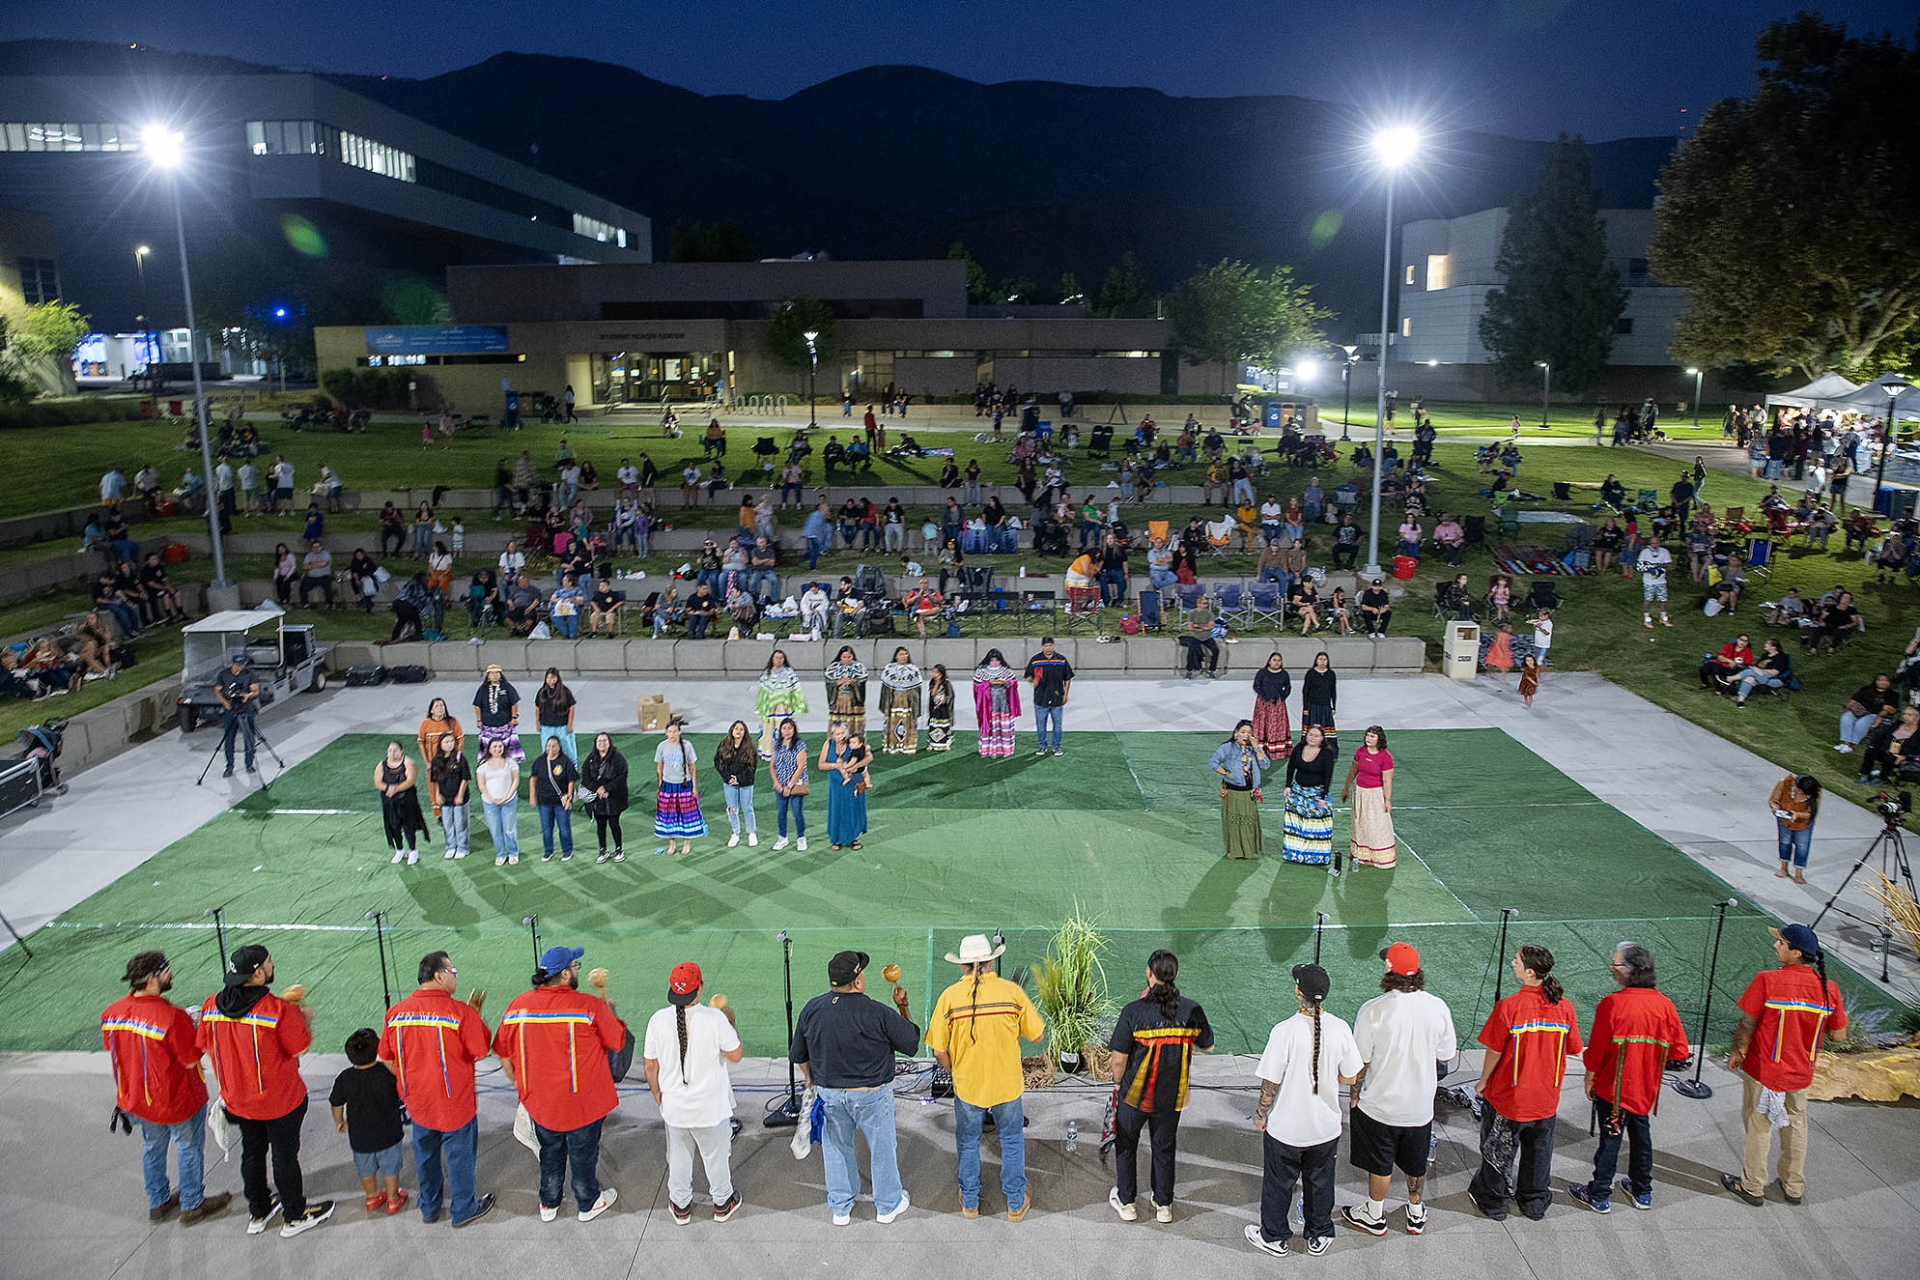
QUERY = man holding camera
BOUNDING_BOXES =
[379,950,495,1227]
[216,650,260,778]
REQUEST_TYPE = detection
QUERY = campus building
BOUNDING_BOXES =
[314,258,1226,416]
[0,67,650,380]
[1378,206,1704,406]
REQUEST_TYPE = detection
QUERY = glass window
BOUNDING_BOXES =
[247,121,266,154]
[80,123,99,149]
[297,121,314,153]
[24,123,44,152]
[18,257,59,305]
[1404,264,1415,286]
[1400,317,1412,337]
[1425,254,1450,290]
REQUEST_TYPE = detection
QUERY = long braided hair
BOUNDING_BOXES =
[676,1002,690,1078]
[1301,984,1326,1095]
[1521,944,1564,1004]
[1147,949,1183,1023]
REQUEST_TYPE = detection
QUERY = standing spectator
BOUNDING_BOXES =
[1637,541,1673,628]
[528,734,578,863]
[1339,943,1455,1237]
[1567,943,1689,1214]
[1024,637,1074,756]
[1247,964,1362,1258]
[477,737,521,866]
[582,733,630,863]
[270,455,295,515]
[643,963,744,1223]
[927,934,1046,1220]
[1098,531,1130,606]
[791,950,920,1225]
[494,947,626,1223]
[377,950,494,1225]
[1769,773,1821,884]
[329,1028,408,1216]
[1721,923,1847,1208]
[1466,945,1582,1222]
[101,465,127,510]
[1107,950,1213,1223]
[102,951,230,1225]
[198,944,334,1237]
[713,720,761,848]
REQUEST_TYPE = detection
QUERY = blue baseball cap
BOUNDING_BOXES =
[1769,923,1821,957]
[539,945,585,974]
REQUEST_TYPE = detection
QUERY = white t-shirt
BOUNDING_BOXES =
[1351,990,1457,1127]
[1255,1010,1362,1148]
[476,759,518,805]
[1533,617,1554,652]
[642,1004,740,1128]
[1638,545,1671,587]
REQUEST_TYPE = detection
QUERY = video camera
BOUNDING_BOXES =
[1874,790,1911,825]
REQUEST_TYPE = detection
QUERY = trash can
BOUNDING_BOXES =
[1443,621,1480,682]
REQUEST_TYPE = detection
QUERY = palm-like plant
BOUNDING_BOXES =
[1027,906,1115,1071]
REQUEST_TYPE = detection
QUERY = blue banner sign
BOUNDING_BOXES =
[364,326,509,355]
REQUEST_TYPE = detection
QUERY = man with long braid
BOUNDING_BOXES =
[1568,942,1688,1214]
[643,962,744,1224]
[1246,963,1361,1258]
[1722,923,1847,1208]
[928,934,1046,1220]
[1106,949,1214,1223]
[378,950,495,1226]
[1467,944,1583,1221]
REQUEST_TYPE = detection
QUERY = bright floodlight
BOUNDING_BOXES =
[142,124,184,169]
[1686,367,1700,375]
[1297,359,1320,382]
[1372,126,1420,169]
[802,330,819,344]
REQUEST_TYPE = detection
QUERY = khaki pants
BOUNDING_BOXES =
[1741,1075,1809,1198]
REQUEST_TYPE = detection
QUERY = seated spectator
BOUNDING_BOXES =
[91,572,142,639]
[685,582,720,639]
[1700,633,1755,689]
[1857,706,1920,785]
[1837,672,1897,753]
[466,568,500,628]
[74,613,120,679]
[1178,594,1219,678]
[1711,562,1748,613]
[1255,538,1289,588]
[1395,515,1424,560]
[1357,578,1393,638]
[1289,576,1322,634]
[1325,586,1353,636]
[724,585,760,632]
[1762,588,1809,628]
[1804,505,1836,549]
[746,536,780,600]
[799,582,830,632]
[347,549,382,613]
[548,572,585,639]
[1438,573,1476,620]
[649,586,686,637]
[392,572,432,641]
[588,578,622,635]
[1730,639,1793,707]
[829,577,867,639]
[503,574,543,637]
[1433,514,1466,565]
[1807,589,1862,654]
[901,579,943,638]
[0,650,56,700]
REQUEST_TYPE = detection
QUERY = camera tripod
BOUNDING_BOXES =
[194,714,286,792]
[1811,813,1920,982]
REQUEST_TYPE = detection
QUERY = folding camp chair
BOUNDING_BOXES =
[1497,507,1521,537]
[1524,579,1563,615]
[1720,505,1746,529]
[1632,488,1659,513]
[1214,583,1247,624]
[1246,582,1285,630]
[1019,590,1058,634]
[1205,518,1235,558]
[1745,537,1775,583]
[1463,514,1488,547]
[1137,587,1165,632]
[1147,519,1170,545]
[1175,584,1205,619]
[1063,585,1104,635]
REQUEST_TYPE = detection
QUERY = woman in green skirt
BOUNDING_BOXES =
[1209,719,1267,860]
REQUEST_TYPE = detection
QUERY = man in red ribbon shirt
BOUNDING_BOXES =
[101,951,231,1225]
[1722,922,1847,1207]
[1568,942,1689,1213]
[1467,944,1583,1221]
[379,950,496,1227]
[493,945,628,1223]
[197,943,334,1238]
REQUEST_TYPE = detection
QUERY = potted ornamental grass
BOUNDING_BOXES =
[1026,906,1115,1077]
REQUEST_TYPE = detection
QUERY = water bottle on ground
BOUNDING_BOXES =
[1066,1118,1079,1153]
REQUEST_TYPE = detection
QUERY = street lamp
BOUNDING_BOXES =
[1362,125,1419,580]
[1339,345,1358,440]
[1873,375,1913,516]
[1535,360,1551,429]
[802,329,819,428]
[133,245,152,385]
[143,123,228,591]
[1686,367,1703,428]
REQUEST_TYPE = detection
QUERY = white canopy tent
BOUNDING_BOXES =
[1764,372,1860,409]
[1832,373,1920,423]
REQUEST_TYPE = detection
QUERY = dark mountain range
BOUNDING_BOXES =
[2,41,1677,331]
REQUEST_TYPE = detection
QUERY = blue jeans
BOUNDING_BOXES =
[140,1105,208,1210]
[1587,1098,1653,1202]
[414,1117,481,1223]
[953,1097,1027,1211]
[724,782,757,835]
[552,612,578,639]
[816,1085,905,1216]
[439,801,470,854]
[1149,566,1177,589]
[538,803,574,856]
[1099,569,1126,605]
[539,725,577,767]
[484,798,520,859]
[805,536,826,569]
[777,791,806,837]
[1034,703,1063,751]
[1258,567,1288,585]
[1840,711,1880,744]
[1777,820,1812,868]
[535,1118,603,1213]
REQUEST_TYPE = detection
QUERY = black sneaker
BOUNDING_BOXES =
[451,1193,495,1227]
[222,766,235,778]
[1721,1173,1765,1206]
[278,1200,335,1238]
[669,1200,692,1225]
[713,1193,741,1222]
[1774,1179,1803,1206]
[246,1194,281,1235]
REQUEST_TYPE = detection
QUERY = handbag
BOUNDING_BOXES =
[788,776,810,796]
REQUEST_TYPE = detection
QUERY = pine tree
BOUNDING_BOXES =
[1479,135,1626,396]
[1094,251,1157,318]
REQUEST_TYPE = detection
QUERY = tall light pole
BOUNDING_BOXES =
[144,123,228,591]
[133,244,152,386]
[1874,375,1913,516]
[1536,360,1551,428]
[1339,345,1358,440]
[1686,367,1703,428]
[802,329,819,428]
[1362,125,1419,580]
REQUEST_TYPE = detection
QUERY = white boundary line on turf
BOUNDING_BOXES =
[1393,834,1483,925]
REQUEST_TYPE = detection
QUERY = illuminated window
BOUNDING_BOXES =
[1404,264,1416,286]
[1401,317,1412,337]
[1425,255,1450,291]
[572,212,630,246]
[0,121,135,152]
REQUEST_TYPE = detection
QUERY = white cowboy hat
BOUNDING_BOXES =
[944,934,1006,965]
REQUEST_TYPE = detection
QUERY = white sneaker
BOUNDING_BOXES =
[390,849,405,864]
[1836,743,1853,754]
[876,1191,910,1224]
[444,849,456,859]
[539,1204,558,1223]
[832,1210,851,1226]
[1109,1188,1137,1221]
[727,833,740,848]
[797,837,808,851]
[748,832,758,847]
[407,850,419,865]
[1155,1201,1173,1223]
[454,850,467,859]
[579,1187,617,1222]
[773,837,790,851]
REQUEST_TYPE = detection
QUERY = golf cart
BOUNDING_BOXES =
[178,607,331,733]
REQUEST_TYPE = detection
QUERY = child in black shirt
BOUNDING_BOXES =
[329,1028,408,1214]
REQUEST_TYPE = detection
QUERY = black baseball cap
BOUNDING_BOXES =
[828,950,870,986]
[224,944,271,985]
[1291,963,1330,1003]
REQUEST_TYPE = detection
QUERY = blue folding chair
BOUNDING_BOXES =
[1137,587,1165,632]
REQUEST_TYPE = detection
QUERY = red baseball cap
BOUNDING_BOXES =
[1380,942,1421,976]
[669,962,703,1006]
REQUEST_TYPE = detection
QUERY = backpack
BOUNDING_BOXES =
[1119,614,1141,635]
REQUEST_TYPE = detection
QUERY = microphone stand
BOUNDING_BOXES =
[1313,911,1329,965]
[522,915,542,969]
[366,909,393,1009]
[764,929,801,1129]
[1675,899,1735,1101]
[204,906,229,970]
[1492,907,1518,1003]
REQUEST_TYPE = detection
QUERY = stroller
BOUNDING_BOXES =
[15,720,67,794]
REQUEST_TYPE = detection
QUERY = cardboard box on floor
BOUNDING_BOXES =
[638,695,671,731]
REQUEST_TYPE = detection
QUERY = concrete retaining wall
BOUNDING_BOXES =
[45,674,184,778]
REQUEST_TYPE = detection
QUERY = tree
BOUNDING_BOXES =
[668,219,756,262]
[1165,260,1329,394]
[1054,271,1084,306]
[1094,251,1157,318]
[765,297,837,395]
[1649,14,1920,379]
[1478,135,1627,397]
[946,241,990,303]
[6,300,91,396]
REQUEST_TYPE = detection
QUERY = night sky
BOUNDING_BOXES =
[1,0,1913,140]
